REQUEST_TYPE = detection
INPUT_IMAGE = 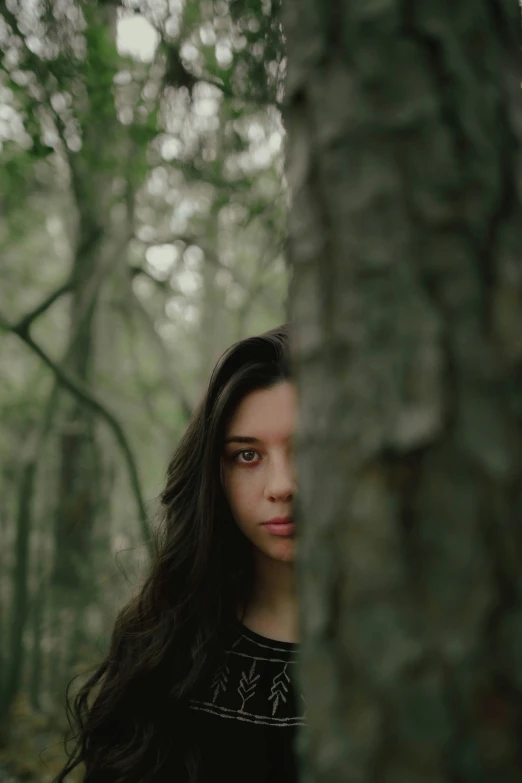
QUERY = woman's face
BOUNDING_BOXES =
[221,381,297,564]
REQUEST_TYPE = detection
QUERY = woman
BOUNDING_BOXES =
[54,323,305,783]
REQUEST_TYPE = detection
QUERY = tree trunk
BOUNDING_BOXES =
[48,605,67,703]
[284,2,522,782]
[28,566,46,712]
[52,386,99,590]
[0,442,37,737]
[51,2,121,592]
[0,377,62,729]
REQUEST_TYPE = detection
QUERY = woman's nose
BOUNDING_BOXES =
[265,455,297,499]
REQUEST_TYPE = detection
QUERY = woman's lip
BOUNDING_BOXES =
[262,522,296,536]
[265,516,293,525]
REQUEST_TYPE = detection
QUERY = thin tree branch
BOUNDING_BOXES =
[129,264,171,292]
[0,315,154,559]
[13,280,72,337]
[142,236,275,309]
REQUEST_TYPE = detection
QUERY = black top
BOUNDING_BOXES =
[186,619,306,783]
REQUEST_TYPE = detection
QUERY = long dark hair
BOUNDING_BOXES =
[53,323,291,783]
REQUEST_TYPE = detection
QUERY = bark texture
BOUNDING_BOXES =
[284,2,522,782]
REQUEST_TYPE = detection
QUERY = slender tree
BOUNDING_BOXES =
[284,2,522,782]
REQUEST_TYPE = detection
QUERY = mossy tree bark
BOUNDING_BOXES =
[284,2,522,782]
[51,3,122,593]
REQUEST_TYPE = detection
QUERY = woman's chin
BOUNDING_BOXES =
[267,538,297,564]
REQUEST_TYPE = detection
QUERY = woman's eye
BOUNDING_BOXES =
[235,449,260,464]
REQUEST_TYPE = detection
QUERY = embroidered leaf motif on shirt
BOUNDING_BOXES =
[211,663,230,703]
[269,663,290,715]
[238,660,260,712]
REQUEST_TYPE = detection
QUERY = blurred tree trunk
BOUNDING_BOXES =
[0,378,61,732]
[51,284,100,592]
[48,607,67,703]
[47,2,129,718]
[51,3,121,593]
[284,2,522,782]
[66,602,87,679]
[28,556,47,711]
[0,441,37,741]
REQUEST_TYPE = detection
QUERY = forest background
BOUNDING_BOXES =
[2,1,521,782]
[0,1,287,780]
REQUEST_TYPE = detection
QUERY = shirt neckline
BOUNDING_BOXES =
[232,617,299,652]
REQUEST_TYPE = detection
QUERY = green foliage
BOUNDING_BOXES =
[228,0,285,104]
[1,152,41,212]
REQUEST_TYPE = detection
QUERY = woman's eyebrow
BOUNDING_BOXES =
[223,435,292,445]
[224,435,261,445]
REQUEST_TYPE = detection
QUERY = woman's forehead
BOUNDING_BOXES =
[225,382,296,437]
